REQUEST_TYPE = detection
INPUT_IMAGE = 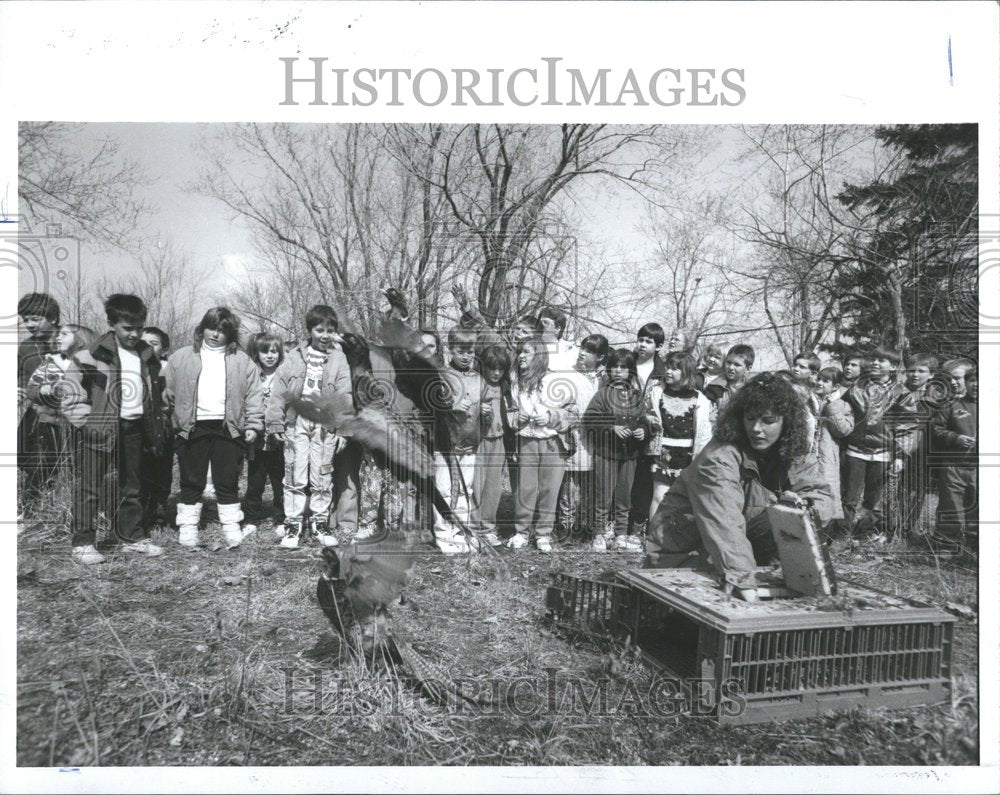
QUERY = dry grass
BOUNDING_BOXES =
[16,465,979,766]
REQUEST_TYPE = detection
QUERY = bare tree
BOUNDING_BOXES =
[84,239,210,346]
[388,124,682,328]
[17,122,150,250]
[193,124,471,337]
[639,193,739,349]
[725,125,893,363]
[225,245,318,340]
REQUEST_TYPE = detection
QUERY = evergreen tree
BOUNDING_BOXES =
[834,124,977,357]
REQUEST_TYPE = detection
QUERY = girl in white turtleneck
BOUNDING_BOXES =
[164,307,264,549]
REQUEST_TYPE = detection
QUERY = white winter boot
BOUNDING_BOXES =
[176,502,202,548]
[218,503,246,549]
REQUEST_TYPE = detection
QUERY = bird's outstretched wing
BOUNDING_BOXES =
[302,317,471,655]
[311,313,510,705]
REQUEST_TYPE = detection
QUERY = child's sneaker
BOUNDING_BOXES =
[614,534,629,552]
[591,535,608,553]
[535,537,553,554]
[309,518,339,548]
[122,539,165,557]
[435,531,470,556]
[624,534,643,553]
[242,523,258,538]
[280,519,303,550]
[353,524,376,541]
[272,522,286,539]
[506,533,529,550]
[71,544,106,565]
[482,531,503,547]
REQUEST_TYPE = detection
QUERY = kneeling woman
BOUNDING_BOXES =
[646,372,833,601]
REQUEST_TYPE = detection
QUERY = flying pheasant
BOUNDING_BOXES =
[292,292,497,704]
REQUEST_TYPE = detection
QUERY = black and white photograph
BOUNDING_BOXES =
[2,2,997,792]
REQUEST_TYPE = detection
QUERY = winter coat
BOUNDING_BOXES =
[564,369,602,471]
[265,342,353,436]
[61,332,168,455]
[479,382,511,439]
[930,395,977,466]
[815,396,853,520]
[843,377,918,459]
[649,438,834,589]
[583,382,653,461]
[441,365,483,455]
[820,395,854,440]
[694,367,723,393]
[18,337,55,426]
[25,354,71,425]
[19,336,53,389]
[637,357,668,455]
[703,374,748,425]
[512,372,580,454]
[166,343,264,440]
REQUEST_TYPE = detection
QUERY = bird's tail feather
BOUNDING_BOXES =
[386,635,485,710]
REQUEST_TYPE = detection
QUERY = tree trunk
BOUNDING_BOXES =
[888,268,908,353]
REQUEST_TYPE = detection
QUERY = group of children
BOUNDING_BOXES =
[784,347,978,553]
[16,289,978,564]
[17,293,359,564]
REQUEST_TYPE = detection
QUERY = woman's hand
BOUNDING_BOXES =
[613,425,630,439]
[723,582,760,603]
[892,458,904,474]
[633,427,646,441]
[532,411,550,427]
[270,431,285,445]
[517,411,533,427]
[778,490,804,507]
[245,429,258,445]
[736,587,759,603]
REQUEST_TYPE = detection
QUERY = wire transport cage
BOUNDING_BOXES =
[546,568,956,725]
[545,572,635,641]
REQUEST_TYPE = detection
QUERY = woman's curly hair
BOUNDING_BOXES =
[714,372,812,459]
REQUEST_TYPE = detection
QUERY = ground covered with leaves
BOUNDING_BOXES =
[17,475,978,767]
